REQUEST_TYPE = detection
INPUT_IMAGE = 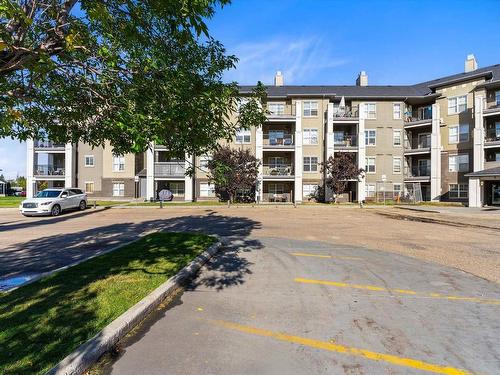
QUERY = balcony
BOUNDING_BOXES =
[34,164,65,177]
[331,105,359,122]
[483,99,500,117]
[262,164,294,178]
[404,107,432,128]
[34,140,66,150]
[263,133,294,148]
[333,132,357,150]
[404,136,431,155]
[404,165,431,182]
[154,162,185,177]
[484,131,500,148]
[266,104,296,122]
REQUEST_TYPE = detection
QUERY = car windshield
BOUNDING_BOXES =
[35,190,61,198]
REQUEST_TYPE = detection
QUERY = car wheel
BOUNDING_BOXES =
[79,200,86,210]
[51,204,61,216]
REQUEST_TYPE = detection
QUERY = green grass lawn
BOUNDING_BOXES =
[125,200,227,206]
[0,196,23,208]
[0,232,215,375]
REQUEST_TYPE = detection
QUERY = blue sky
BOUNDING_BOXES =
[1,0,499,179]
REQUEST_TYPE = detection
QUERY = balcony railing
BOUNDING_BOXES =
[154,162,185,177]
[485,131,500,143]
[333,133,357,147]
[331,105,359,119]
[34,165,65,176]
[408,165,431,177]
[34,140,66,149]
[263,164,294,177]
[262,192,292,203]
[263,133,294,146]
[405,136,431,151]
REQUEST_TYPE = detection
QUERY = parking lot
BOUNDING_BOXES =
[0,206,499,373]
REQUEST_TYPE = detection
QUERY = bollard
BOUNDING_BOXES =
[93,200,96,209]
[160,200,163,209]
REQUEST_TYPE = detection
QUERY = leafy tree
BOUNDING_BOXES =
[0,1,267,156]
[323,153,363,204]
[0,174,5,182]
[15,175,26,189]
[207,145,259,203]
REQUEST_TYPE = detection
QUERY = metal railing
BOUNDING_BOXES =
[404,136,431,150]
[262,192,291,202]
[34,165,65,176]
[331,105,359,118]
[405,107,432,123]
[154,162,185,177]
[263,133,294,146]
[333,133,357,147]
[262,164,294,176]
[485,131,500,143]
[408,165,431,177]
[34,140,66,148]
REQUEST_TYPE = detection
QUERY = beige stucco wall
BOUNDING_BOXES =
[76,142,103,194]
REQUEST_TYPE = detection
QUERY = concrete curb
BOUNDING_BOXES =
[47,237,223,375]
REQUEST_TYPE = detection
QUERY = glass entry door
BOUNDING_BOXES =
[493,183,500,205]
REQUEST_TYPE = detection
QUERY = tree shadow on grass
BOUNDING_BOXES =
[0,214,262,375]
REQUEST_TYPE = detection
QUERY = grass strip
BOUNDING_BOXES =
[0,232,215,375]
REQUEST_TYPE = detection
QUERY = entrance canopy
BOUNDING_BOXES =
[466,166,500,207]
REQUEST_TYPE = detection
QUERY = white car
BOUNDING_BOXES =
[20,188,87,216]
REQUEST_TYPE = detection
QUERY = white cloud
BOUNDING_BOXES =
[0,139,26,179]
[224,36,348,85]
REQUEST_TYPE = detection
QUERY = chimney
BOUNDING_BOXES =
[356,71,368,86]
[274,71,284,86]
[465,54,478,73]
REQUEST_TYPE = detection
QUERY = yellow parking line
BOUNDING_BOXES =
[291,252,363,260]
[210,319,473,375]
[294,278,500,306]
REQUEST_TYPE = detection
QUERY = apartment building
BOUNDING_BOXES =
[26,55,500,206]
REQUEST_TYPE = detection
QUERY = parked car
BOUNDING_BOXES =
[19,188,87,216]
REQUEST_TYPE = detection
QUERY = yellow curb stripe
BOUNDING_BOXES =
[291,252,363,260]
[210,319,473,375]
[294,278,500,306]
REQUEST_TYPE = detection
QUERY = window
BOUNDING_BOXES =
[448,154,469,172]
[393,183,402,198]
[84,155,95,167]
[112,183,125,197]
[449,124,469,143]
[448,95,467,114]
[303,157,318,172]
[303,184,318,198]
[393,103,402,119]
[235,129,251,144]
[269,156,285,167]
[85,182,94,194]
[269,183,284,194]
[268,102,285,115]
[393,129,402,146]
[365,129,376,146]
[169,182,185,196]
[199,155,211,169]
[303,101,318,117]
[112,156,125,172]
[393,157,402,174]
[365,157,376,173]
[495,91,500,106]
[303,128,319,145]
[200,182,216,197]
[365,184,376,198]
[449,184,468,199]
[364,103,377,119]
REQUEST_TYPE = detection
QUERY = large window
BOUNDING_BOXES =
[268,183,284,195]
[303,128,319,145]
[268,102,285,115]
[449,184,468,199]
[268,156,285,167]
[496,91,500,106]
[235,129,251,144]
[303,101,318,117]
[365,157,376,173]
[303,184,318,198]
[200,182,216,197]
[393,129,402,147]
[393,183,402,198]
[169,182,185,196]
[303,156,318,172]
[393,103,402,119]
[112,156,125,172]
[112,182,125,197]
[449,154,469,172]
[393,157,402,174]
[199,155,211,169]
[448,95,467,114]
[365,129,376,146]
[365,184,376,198]
[84,155,94,167]
[85,181,95,194]
[364,103,377,119]
[449,124,469,143]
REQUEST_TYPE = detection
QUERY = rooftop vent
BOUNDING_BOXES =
[465,54,478,73]
[274,71,284,86]
[356,71,368,86]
